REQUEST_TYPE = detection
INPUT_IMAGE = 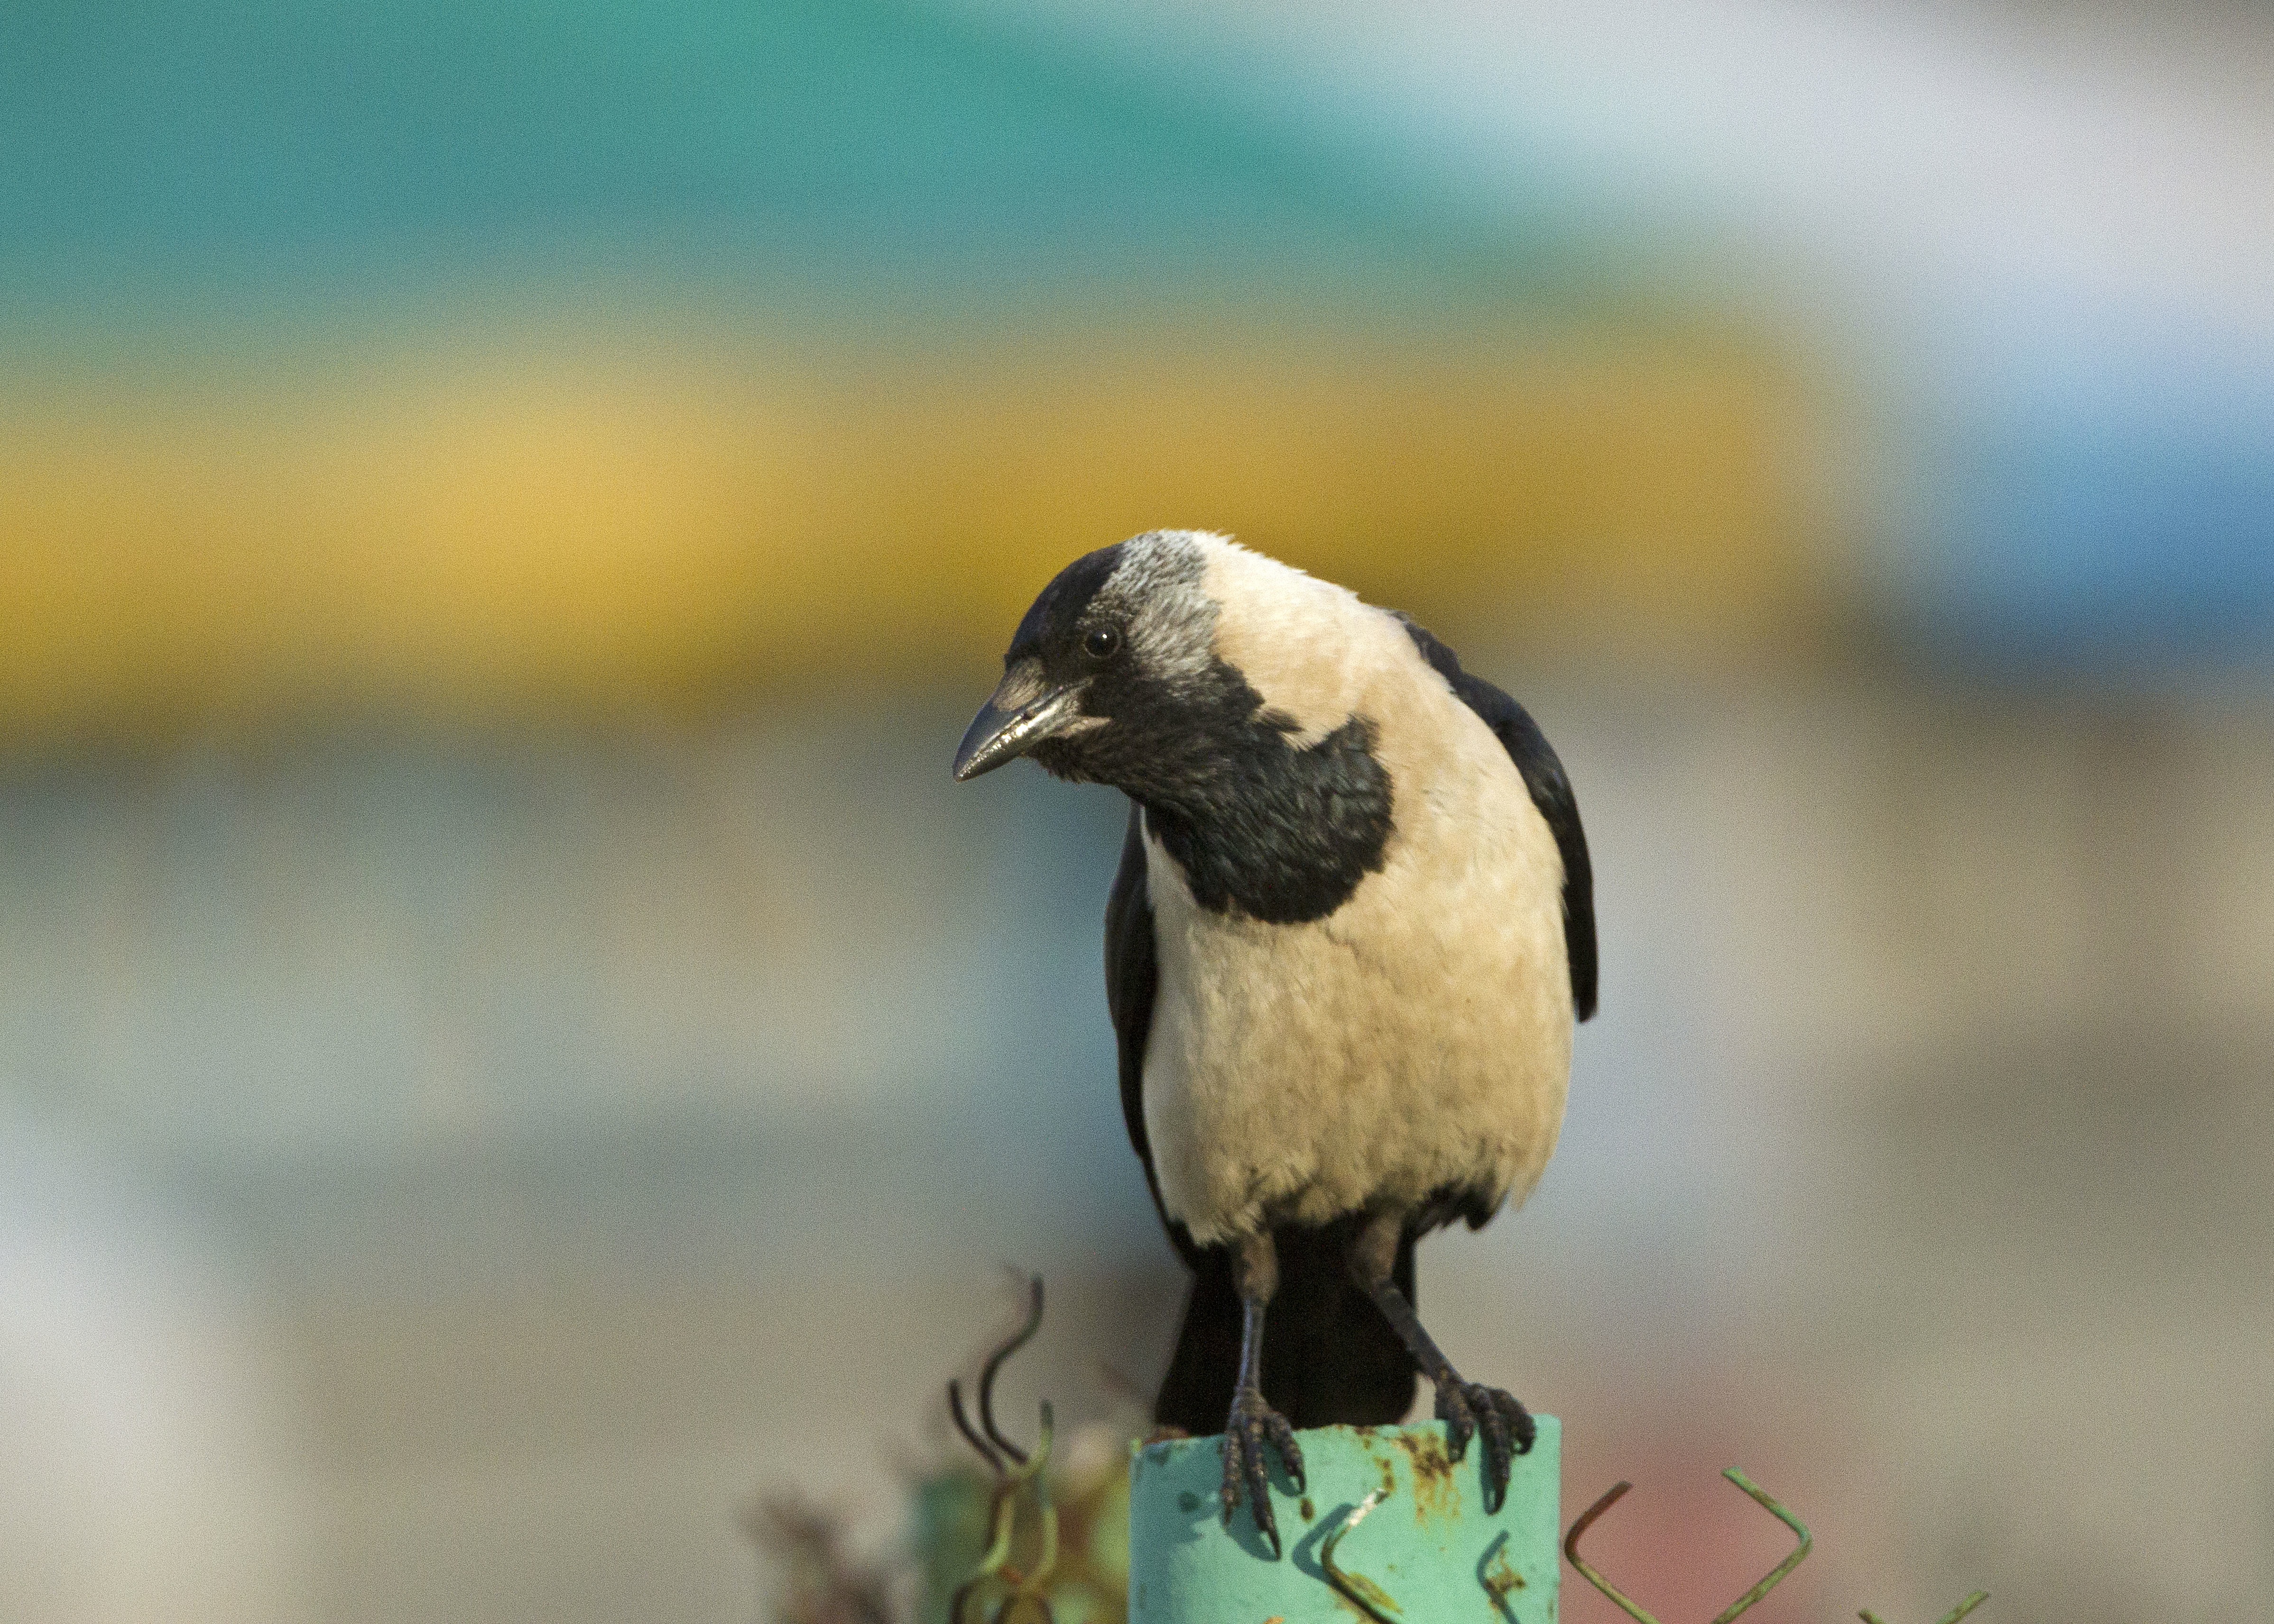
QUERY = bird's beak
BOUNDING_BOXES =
[953,674,1090,782]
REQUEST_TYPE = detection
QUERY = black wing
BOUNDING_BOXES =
[1399,619,1598,1020]
[1104,803,1203,1265]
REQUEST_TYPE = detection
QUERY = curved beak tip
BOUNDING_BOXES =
[952,682,1086,784]
[951,702,1016,783]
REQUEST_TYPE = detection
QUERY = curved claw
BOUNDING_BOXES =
[1219,1392,1304,1558]
[1433,1380,1534,1513]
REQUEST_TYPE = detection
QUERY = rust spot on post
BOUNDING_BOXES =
[1392,1430,1456,1522]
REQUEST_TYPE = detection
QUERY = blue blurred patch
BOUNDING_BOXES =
[1906,340,2274,676]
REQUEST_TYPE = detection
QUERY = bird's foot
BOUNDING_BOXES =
[1219,1387,1304,1557]
[1432,1376,1535,1513]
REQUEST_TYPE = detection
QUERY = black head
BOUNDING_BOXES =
[953,531,1397,923]
[951,532,1224,794]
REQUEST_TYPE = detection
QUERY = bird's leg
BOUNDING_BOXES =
[1349,1208,1535,1513]
[1220,1230,1304,1556]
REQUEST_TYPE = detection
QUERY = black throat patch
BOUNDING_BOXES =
[1133,703,1394,926]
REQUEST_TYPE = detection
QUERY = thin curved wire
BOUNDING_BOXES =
[993,1402,1060,1624]
[947,1273,1044,1477]
[942,1275,1055,1624]
[948,1379,1004,1476]
[979,1274,1045,1467]
[1563,1467,1812,1624]
[1319,1489,1401,1624]
[949,1403,1055,1624]
[1714,1469,1812,1623]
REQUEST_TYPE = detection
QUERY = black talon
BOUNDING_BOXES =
[1220,1388,1301,1556]
[1475,1398,1513,1513]
[1500,1389,1538,1455]
[1432,1377,1533,1512]
[1271,1410,1306,1494]
[1437,1380,1476,1460]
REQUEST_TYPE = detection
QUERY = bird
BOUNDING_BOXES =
[952,530,1596,1553]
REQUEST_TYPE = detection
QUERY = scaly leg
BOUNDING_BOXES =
[1349,1208,1535,1512]
[1220,1230,1305,1555]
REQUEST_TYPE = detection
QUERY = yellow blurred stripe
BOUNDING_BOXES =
[0,331,1822,738]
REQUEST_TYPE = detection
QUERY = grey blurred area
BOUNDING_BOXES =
[3,676,2269,1621]
[0,705,1176,1623]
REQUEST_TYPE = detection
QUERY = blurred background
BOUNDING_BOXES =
[3,1,2271,1619]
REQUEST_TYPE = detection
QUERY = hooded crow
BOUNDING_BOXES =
[953,531,1595,1550]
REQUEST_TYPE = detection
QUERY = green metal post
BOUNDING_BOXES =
[1128,1417,1560,1622]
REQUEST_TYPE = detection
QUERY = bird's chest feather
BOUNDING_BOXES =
[1138,737,1573,1246]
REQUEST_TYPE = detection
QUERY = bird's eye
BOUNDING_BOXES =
[1082,626,1122,662]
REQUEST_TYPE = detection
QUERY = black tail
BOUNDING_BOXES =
[1153,1217,1417,1435]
